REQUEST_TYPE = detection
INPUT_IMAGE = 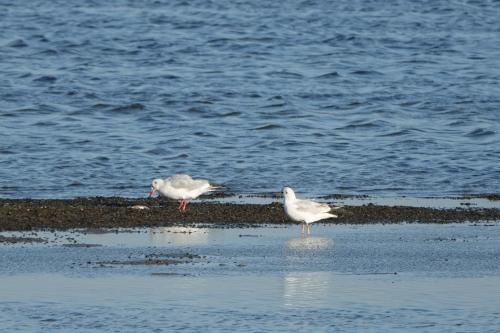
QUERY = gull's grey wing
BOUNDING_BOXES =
[294,199,331,214]
[168,174,210,190]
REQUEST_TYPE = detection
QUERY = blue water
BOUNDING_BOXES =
[1,0,499,198]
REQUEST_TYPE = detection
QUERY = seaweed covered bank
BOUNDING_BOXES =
[0,197,499,231]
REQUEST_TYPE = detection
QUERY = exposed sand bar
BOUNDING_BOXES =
[1,196,499,231]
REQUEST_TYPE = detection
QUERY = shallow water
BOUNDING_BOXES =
[1,0,500,198]
[1,274,500,332]
[1,223,500,331]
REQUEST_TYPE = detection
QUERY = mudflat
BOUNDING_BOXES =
[1,197,499,231]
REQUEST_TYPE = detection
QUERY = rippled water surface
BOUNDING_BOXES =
[1,224,500,332]
[1,0,499,198]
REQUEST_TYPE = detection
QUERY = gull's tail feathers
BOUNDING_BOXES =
[208,184,226,191]
[322,213,338,219]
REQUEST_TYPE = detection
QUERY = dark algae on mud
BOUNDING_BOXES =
[1,198,499,231]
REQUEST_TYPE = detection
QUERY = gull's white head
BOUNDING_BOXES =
[149,178,164,198]
[283,186,296,201]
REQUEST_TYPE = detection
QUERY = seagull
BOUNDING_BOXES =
[283,186,339,234]
[148,174,218,211]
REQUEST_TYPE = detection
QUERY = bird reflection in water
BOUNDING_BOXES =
[284,236,334,250]
[283,236,335,307]
[283,271,333,308]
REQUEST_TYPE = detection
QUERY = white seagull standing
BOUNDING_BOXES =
[149,174,218,211]
[283,186,339,234]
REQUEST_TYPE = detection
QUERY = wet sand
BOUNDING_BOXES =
[1,196,499,231]
[0,235,45,244]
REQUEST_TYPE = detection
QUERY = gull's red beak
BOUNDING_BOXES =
[148,190,155,198]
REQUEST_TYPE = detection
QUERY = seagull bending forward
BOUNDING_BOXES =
[149,174,218,211]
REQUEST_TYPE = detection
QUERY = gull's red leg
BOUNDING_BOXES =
[182,200,188,211]
[178,199,184,210]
